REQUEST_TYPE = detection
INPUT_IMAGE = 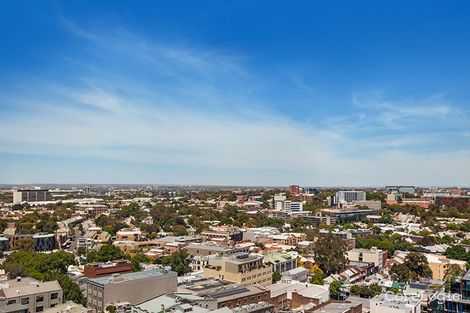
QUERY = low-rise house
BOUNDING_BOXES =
[116,228,142,241]
[282,267,309,283]
[81,229,111,249]
[164,242,186,255]
[330,264,376,284]
[267,282,329,312]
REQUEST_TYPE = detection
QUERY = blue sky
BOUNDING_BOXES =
[1,1,470,186]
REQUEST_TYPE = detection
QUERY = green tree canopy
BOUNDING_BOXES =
[446,245,470,263]
[44,271,86,305]
[86,244,125,263]
[329,281,342,300]
[272,271,282,283]
[159,250,191,276]
[391,252,432,282]
[1,250,81,304]
[313,233,348,275]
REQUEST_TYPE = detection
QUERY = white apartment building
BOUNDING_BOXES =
[347,247,386,270]
[284,201,303,213]
[274,194,303,213]
[0,277,63,313]
[274,194,286,211]
[335,191,366,204]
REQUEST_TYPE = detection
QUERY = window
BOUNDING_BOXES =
[36,295,44,302]
[21,298,30,305]
[36,306,44,312]
[50,293,58,300]
[7,300,16,305]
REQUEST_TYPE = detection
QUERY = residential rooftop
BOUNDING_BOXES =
[208,284,267,302]
[178,277,235,294]
[43,301,90,313]
[265,252,294,263]
[371,294,420,310]
[315,301,361,313]
[133,293,209,313]
[0,277,61,299]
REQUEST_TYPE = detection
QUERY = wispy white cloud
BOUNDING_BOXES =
[351,91,458,128]
[1,23,470,185]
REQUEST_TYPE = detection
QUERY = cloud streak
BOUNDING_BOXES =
[1,22,470,186]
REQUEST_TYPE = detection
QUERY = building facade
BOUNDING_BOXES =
[264,252,297,273]
[0,278,63,313]
[13,189,52,204]
[285,201,303,213]
[209,284,270,309]
[203,253,273,286]
[84,259,133,278]
[347,247,386,271]
[429,269,470,313]
[335,191,366,204]
[86,268,177,312]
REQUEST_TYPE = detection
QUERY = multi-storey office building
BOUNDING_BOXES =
[335,191,366,204]
[86,268,177,312]
[284,201,303,213]
[13,189,52,204]
[203,253,272,286]
[6,234,56,252]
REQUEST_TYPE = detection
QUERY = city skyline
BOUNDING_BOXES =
[1,1,470,185]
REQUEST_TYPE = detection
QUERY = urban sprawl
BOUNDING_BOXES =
[0,184,469,313]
